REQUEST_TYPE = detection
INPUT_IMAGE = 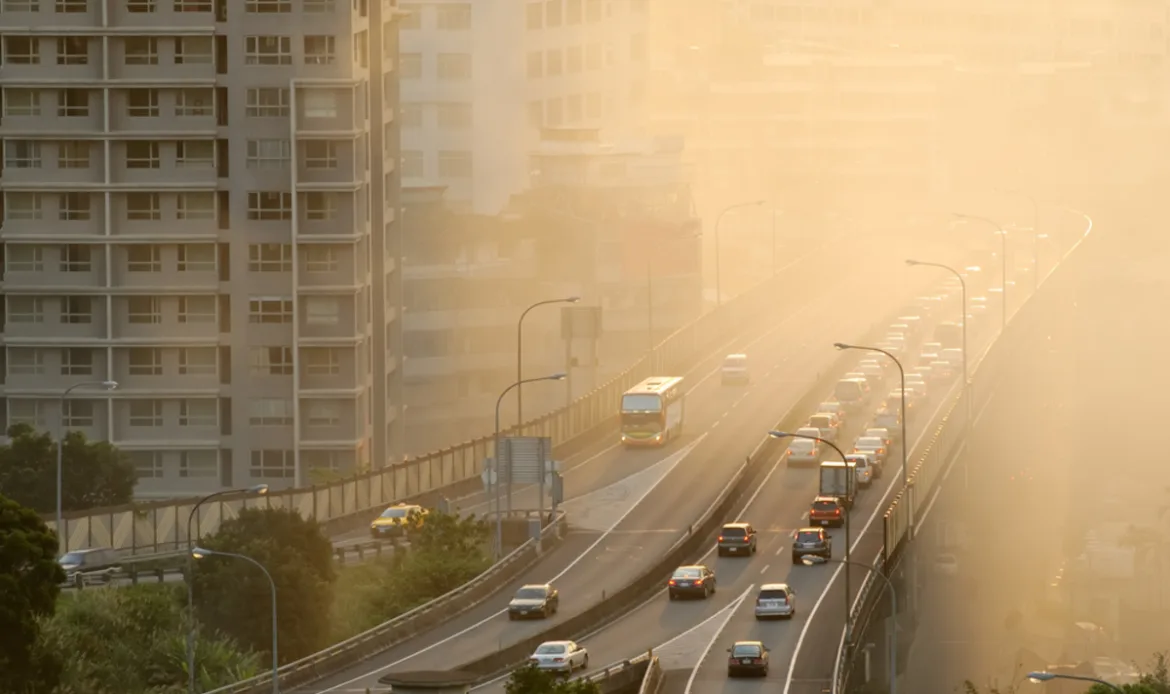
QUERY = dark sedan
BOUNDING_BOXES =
[727,641,770,677]
[668,565,716,600]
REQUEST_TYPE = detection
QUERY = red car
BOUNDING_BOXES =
[809,496,845,528]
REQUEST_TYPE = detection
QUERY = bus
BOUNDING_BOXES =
[620,377,685,447]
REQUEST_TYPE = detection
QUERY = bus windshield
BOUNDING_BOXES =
[621,394,662,412]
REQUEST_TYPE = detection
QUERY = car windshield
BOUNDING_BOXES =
[621,394,662,412]
[813,500,838,511]
[797,531,822,543]
[515,587,547,599]
[759,589,788,600]
[732,644,762,657]
[59,552,85,564]
[535,644,566,655]
[721,527,746,537]
[673,568,702,579]
[380,508,410,518]
[857,437,883,447]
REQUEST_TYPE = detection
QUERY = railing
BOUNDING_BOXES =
[834,210,1095,694]
[48,244,829,555]
[205,512,567,694]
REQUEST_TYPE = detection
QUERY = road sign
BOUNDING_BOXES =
[499,437,552,484]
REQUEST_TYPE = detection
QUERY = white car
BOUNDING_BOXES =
[530,640,589,673]
[846,453,875,487]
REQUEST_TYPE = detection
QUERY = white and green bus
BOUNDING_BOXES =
[620,376,685,447]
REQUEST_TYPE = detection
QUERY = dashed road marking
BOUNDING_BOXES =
[760,564,771,575]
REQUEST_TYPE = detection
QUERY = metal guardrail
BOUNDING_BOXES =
[204,512,568,694]
[834,211,1095,694]
[47,247,828,555]
[574,653,657,694]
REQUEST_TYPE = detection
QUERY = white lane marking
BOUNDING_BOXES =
[683,584,756,694]
[760,565,770,575]
[775,546,784,556]
[316,436,708,692]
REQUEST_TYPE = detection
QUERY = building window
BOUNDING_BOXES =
[56,37,88,65]
[305,400,341,427]
[246,139,291,169]
[8,297,45,323]
[527,52,542,78]
[4,140,41,169]
[177,244,215,271]
[131,451,164,479]
[545,0,562,26]
[9,349,47,375]
[55,0,88,9]
[566,0,581,23]
[9,400,47,429]
[249,297,293,324]
[436,102,472,128]
[304,296,340,326]
[546,49,563,76]
[60,244,91,272]
[250,346,293,376]
[567,45,582,72]
[175,88,213,116]
[176,140,214,167]
[304,35,335,64]
[174,0,212,11]
[177,193,215,220]
[249,398,293,426]
[4,0,38,10]
[128,400,163,427]
[304,192,337,220]
[178,347,216,375]
[127,296,162,324]
[247,192,293,221]
[123,36,157,65]
[128,347,163,375]
[303,246,338,273]
[248,243,292,272]
[174,36,213,64]
[245,88,289,117]
[250,449,295,478]
[126,141,161,169]
[303,348,340,375]
[399,53,422,79]
[177,296,216,323]
[7,245,44,272]
[438,150,473,178]
[245,0,290,11]
[6,193,43,221]
[400,150,423,178]
[127,244,162,272]
[436,3,471,30]
[61,348,94,375]
[304,141,338,169]
[180,450,218,477]
[302,90,338,118]
[60,296,92,324]
[526,2,542,29]
[127,0,156,12]
[303,0,335,11]
[58,192,91,221]
[58,89,89,117]
[127,89,159,117]
[245,35,292,65]
[437,53,472,80]
[63,399,95,428]
[126,192,161,220]
[58,141,90,169]
[4,89,40,116]
[5,37,39,64]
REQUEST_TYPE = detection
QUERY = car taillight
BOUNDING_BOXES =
[668,579,676,586]
[694,579,704,585]
[834,509,841,515]
[718,536,724,541]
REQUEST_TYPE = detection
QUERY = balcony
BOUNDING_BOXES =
[3,263,105,291]
[111,347,220,393]
[298,295,359,341]
[110,296,219,342]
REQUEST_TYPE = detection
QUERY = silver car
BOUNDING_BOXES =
[530,640,589,673]
[754,583,796,619]
[785,438,821,467]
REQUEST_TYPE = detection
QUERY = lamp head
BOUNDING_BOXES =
[548,373,568,381]
[768,430,791,440]
[904,259,919,266]
[101,380,119,390]
[566,296,581,303]
[191,546,212,560]
[247,484,270,495]
[833,342,851,351]
[1026,672,1055,683]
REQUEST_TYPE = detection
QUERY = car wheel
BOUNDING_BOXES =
[792,554,801,565]
[669,591,676,601]
[583,654,589,668]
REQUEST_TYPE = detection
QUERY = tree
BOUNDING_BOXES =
[194,508,336,663]
[0,423,136,514]
[0,493,65,694]
[505,661,601,694]
[36,583,260,694]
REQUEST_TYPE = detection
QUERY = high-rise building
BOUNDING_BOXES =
[0,0,404,497]
[396,0,650,215]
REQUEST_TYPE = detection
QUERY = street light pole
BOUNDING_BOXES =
[186,485,268,694]
[493,373,566,556]
[802,555,898,694]
[516,296,579,431]
[191,548,280,694]
[769,430,852,631]
[56,380,118,553]
[833,343,908,491]
[1026,672,1124,694]
[713,199,765,306]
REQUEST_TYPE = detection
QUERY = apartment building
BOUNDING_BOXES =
[396,0,650,215]
[0,0,403,497]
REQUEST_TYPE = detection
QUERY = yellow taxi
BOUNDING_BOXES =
[370,503,426,539]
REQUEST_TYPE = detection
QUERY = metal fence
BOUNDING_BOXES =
[48,248,821,554]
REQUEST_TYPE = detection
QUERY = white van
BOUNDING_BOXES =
[721,354,749,385]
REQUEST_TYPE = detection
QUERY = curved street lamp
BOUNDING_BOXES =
[186,485,269,694]
[493,373,567,555]
[1026,671,1124,694]
[516,297,580,428]
[57,380,118,551]
[191,547,280,693]
[714,199,766,306]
